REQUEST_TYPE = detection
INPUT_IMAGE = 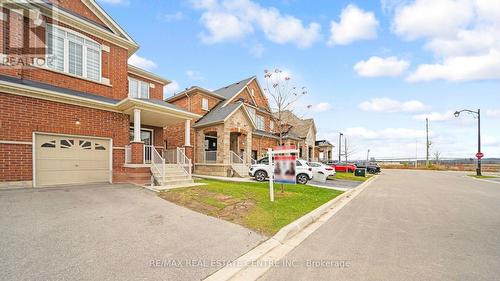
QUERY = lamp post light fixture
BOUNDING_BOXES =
[454,109,482,176]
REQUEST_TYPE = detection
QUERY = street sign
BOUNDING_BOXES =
[476,152,484,159]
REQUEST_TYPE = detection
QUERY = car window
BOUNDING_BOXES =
[296,160,302,166]
[257,158,269,165]
[307,162,320,167]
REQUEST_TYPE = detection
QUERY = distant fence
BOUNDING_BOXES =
[374,158,500,172]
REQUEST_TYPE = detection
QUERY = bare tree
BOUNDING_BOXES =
[343,138,358,162]
[434,150,441,164]
[263,69,307,145]
[263,69,307,194]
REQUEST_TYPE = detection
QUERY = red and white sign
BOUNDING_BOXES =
[274,155,297,184]
[476,152,484,159]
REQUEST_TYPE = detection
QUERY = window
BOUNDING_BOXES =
[247,107,256,122]
[202,98,209,110]
[46,24,101,82]
[41,140,56,148]
[128,77,149,99]
[256,115,265,130]
[270,121,274,132]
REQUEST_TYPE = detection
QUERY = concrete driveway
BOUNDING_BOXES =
[0,184,265,281]
[261,170,500,281]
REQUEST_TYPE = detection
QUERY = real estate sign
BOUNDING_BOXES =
[274,155,297,184]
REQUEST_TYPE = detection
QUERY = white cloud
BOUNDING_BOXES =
[412,111,455,122]
[163,80,180,98]
[406,50,500,82]
[354,56,410,77]
[159,11,184,22]
[392,0,474,40]
[486,109,500,117]
[483,135,500,146]
[128,54,157,71]
[359,98,429,113]
[345,127,426,140]
[191,0,321,48]
[308,102,332,112]
[328,4,379,46]
[391,0,500,82]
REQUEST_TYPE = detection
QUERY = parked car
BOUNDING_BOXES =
[307,162,336,178]
[324,161,357,173]
[355,162,381,174]
[249,158,313,184]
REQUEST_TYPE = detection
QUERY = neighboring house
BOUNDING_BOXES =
[278,110,327,162]
[315,140,335,162]
[166,76,281,177]
[0,0,199,188]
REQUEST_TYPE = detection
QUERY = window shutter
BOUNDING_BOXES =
[47,35,65,71]
[86,48,100,81]
[140,82,149,99]
[68,41,83,76]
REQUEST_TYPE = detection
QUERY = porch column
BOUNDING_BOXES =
[133,108,141,142]
[184,119,191,146]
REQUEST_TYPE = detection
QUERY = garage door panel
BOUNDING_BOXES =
[35,134,111,187]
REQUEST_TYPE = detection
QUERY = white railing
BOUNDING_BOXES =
[144,145,153,164]
[164,148,177,164]
[177,147,192,179]
[151,147,166,185]
[125,145,132,164]
[230,150,244,164]
[204,151,217,163]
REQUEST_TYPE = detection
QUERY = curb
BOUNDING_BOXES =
[468,175,500,185]
[203,175,378,281]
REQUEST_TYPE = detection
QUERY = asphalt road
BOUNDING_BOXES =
[0,184,265,281]
[261,170,500,281]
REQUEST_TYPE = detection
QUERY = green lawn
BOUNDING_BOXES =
[468,174,499,179]
[159,179,342,236]
[330,172,372,182]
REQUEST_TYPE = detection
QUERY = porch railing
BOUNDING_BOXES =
[230,150,244,164]
[177,147,192,180]
[204,151,217,163]
[151,147,166,185]
[144,145,153,164]
[164,148,177,164]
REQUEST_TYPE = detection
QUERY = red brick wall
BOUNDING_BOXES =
[251,135,278,159]
[0,93,130,182]
[169,91,222,116]
[0,12,129,100]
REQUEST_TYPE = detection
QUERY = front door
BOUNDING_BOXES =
[129,129,153,163]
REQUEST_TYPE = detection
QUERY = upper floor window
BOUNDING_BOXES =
[202,98,209,110]
[256,115,265,130]
[128,77,149,99]
[270,121,274,132]
[46,24,101,82]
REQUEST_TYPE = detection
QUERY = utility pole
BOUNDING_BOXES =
[344,137,348,162]
[366,149,370,163]
[426,118,430,167]
[338,132,343,162]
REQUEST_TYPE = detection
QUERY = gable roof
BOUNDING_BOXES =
[128,65,170,85]
[214,76,255,100]
[278,111,316,139]
[165,86,226,103]
[193,102,256,129]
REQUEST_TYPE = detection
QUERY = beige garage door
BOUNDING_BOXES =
[35,134,111,187]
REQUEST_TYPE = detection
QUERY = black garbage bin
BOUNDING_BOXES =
[355,168,366,177]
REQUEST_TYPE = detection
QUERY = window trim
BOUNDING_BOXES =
[45,24,102,82]
[256,115,265,130]
[201,98,209,111]
[128,77,150,99]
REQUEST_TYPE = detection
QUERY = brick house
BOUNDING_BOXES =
[0,0,199,188]
[166,76,285,176]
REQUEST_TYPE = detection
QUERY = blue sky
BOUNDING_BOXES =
[98,0,500,159]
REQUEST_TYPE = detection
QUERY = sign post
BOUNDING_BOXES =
[268,146,299,202]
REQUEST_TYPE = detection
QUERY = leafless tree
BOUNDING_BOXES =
[263,69,307,145]
[263,69,307,194]
[434,150,441,164]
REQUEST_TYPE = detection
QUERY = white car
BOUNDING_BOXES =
[307,162,336,179]
[249,158,313,184]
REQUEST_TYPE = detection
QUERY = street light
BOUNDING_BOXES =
[454,109,482,176]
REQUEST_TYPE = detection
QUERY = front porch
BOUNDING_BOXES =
[117,99,200,186]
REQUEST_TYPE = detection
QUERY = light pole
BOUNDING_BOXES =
[454,109,482,176]
[338,132,343,162]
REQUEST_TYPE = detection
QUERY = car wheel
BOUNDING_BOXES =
[296,174,309,184]
[255,170,267,182]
